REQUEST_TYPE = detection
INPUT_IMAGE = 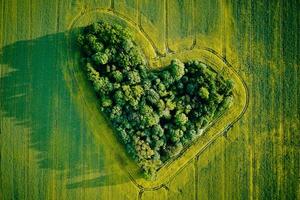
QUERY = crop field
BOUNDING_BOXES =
[0,0,299,200]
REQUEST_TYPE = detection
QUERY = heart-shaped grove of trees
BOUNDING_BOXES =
[77,21,234,178]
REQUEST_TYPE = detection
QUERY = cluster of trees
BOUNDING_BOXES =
[77,21,234,178]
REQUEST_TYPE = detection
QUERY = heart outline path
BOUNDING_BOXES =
[64,9,249,189]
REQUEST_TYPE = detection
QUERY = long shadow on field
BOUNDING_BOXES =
[0,32,130,188]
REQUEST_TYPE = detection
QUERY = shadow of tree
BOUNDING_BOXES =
[0,31,130,188]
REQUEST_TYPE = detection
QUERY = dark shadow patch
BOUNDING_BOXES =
[0,31,130,188]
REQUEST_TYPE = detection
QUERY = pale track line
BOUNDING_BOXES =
[195,156,199,200]
[137,1,165,58]
[165,0,196,53]
[67,6,249,192]
[110,0,114,10]
[165,0,174,54]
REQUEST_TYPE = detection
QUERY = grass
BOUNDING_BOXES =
[0,0,299,199]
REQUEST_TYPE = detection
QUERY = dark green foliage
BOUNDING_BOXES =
[92,52,109,65]
[199,87,209,100]
[77,21,234,178]
[127,70,141,84]
[101,96,112,107]
[170,59,185,81]
[175,113,188,126]
[146,89,160,105]
[111,70,123,82]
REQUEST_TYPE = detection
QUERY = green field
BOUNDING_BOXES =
[0,0,299,200]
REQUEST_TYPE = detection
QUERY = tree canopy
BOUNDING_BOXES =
[77,21,234,178]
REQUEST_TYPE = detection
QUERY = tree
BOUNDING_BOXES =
[151,124,164,137]
[175,113,188,126]
[122,38,134,52]
[169,128,184,143]
[86,63,99,83]
[170,59,185,81]
[153,139,164,150]
[185,104,192,114]
[89,22,102,34]
[114,90,125,106]
[86,33,97,46]
[101,96,112,107]
[110,105,122,119]
[157,82,168,97]
[116,128,130,144]
[91,42,104,52]
[85,62,114,93]
[122,84,139,108]
[156,99,165,113]
[78,20,235,179]
[113,83,121,90]
[138,65,148,79]
[129,47,146,66]
[161,109,171,119]
[140,105,160,127]
[92,52,109,65]
[224,79,234,95]
[93,77,113,94]
[175,100,185,114]
[199,87,209,100]
[186,83,196,95]
[145,113,160,127]
[166,139,183,157]
[132,85,144,99]
[77,34,85,47]
[140,104,153,115]
[211,91,223,104]
[187,129,197,140]
[181,75,189,83]
[146,89,160,105]
[218,96,233,111]
[127,70,141,84]
[165,98,176,111]
[111,70,123,82]
[142,79,152,90]
[160,70,174,86]
[122,84,132,98]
